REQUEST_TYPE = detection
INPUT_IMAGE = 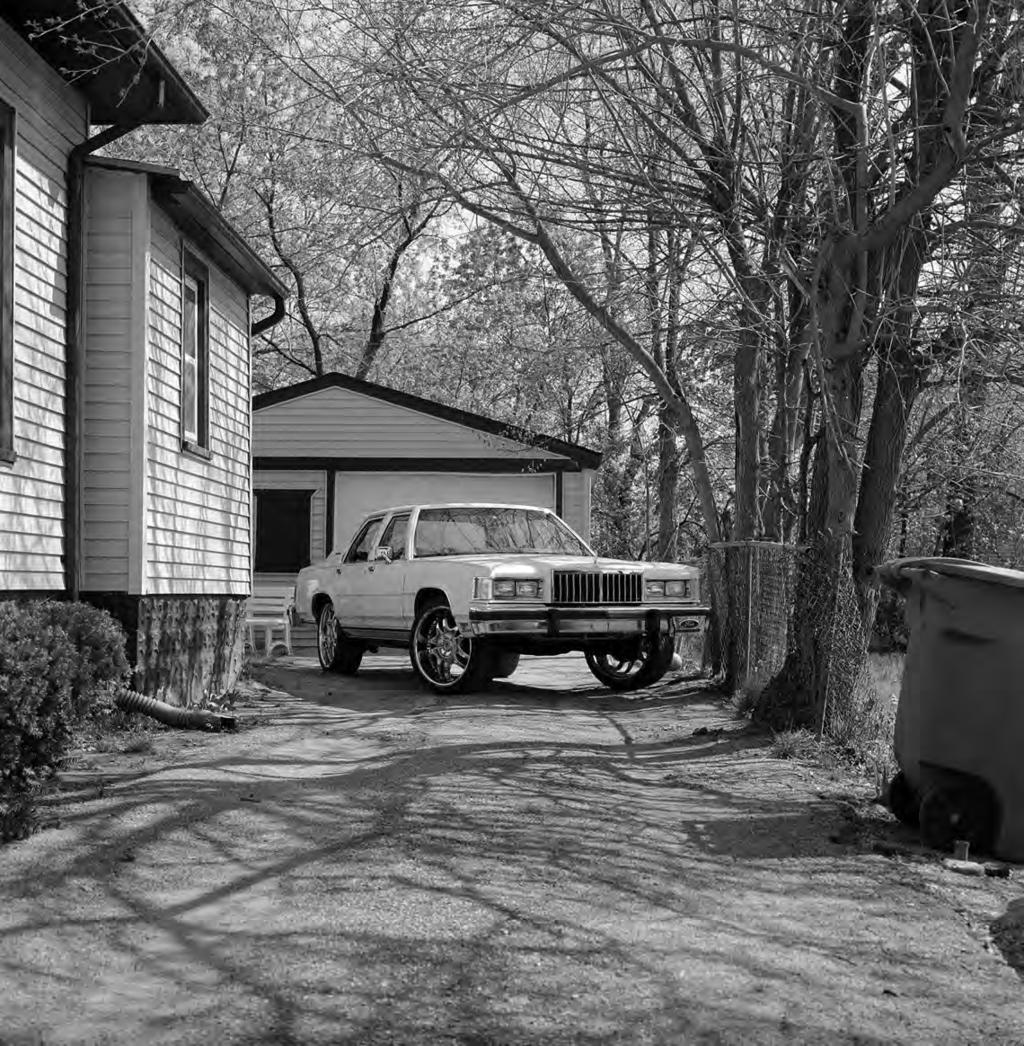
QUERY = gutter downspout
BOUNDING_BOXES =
[65,124,141,600]
[251,293,286,337]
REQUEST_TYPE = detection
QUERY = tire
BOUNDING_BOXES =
[887,771,919,828]
[410,597,493,694]
[492,651,521,679]
[316,601,363,675]
[919,779,997,855]
[585,634,675,692]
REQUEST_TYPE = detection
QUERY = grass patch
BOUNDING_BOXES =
[763,653,903,792]
[769,729,821,761]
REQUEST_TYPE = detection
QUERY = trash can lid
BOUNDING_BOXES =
[876,556,1024,589]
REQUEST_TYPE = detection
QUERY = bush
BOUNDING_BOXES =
[0,601,78,791]
[0,600,129,810]
[36,600,129,715]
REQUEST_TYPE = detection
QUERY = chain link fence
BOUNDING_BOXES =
[704,542,799,692]
[704,540,871,735]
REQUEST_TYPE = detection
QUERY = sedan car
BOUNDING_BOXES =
[294,503,708,693]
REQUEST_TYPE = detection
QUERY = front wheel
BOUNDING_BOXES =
[585,634,675,692]
[317,602,363,674]
[410,598,493,694]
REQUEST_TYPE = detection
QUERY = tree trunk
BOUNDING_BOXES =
[655,407,680,560]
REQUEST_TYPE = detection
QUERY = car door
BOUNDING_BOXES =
[332,514,385,631]
[359,512,411,634]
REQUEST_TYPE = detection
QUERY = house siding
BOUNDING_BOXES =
[561,470,593,543]
[81,167,139,591]
[253,385,563,460]
[0,20,87,590]
[145,204,251,596]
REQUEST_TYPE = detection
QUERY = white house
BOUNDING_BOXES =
[0,3,286,702]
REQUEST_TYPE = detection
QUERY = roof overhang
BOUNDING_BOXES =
[253,373,604,470]
[87,156,287,299]
[1,0,207,125]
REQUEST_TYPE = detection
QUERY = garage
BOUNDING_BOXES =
[251,373,601,594]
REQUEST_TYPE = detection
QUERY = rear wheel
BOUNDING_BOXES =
[316,602,363,675]
[410,597,493,694]
[585,634,675,692]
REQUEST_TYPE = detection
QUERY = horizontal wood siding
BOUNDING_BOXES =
[560,469,593,543]
[252,469,327,576]
[253,385,563,460]
[0,22,87,590]
[82,168,135,591]
[145,205,251,596]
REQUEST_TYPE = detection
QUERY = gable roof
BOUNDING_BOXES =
[253,373,604,470]
[87,156,287,299]
[2,0,207,125]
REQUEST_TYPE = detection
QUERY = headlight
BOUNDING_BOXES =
[645,578,691,599]
[475,577,542,599]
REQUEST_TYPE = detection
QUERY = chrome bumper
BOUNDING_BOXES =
[466,602,709,638]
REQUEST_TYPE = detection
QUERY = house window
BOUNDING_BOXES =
[254,489,314,573]
[0,100,14,464]
[180,250,209,454]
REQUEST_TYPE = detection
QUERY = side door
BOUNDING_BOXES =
[332,514,385,631]
[360,512,411,633]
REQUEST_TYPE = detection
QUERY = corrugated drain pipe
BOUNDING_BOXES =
[115,689,237,731]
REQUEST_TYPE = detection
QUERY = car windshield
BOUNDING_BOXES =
[413,507,591,557]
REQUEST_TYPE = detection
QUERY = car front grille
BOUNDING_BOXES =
[552,570,643,605]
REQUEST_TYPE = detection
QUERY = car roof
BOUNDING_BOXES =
[363,503,555,517]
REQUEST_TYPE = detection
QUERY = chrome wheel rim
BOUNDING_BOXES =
[318,604,337,665]
[414,607,471,687]
[594,653,645,680]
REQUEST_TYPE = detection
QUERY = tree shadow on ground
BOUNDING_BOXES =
[992,897,1024,979]
[1,663,1014,1045]
[254,659,726,719]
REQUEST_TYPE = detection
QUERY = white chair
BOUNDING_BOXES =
[244,590,293,655]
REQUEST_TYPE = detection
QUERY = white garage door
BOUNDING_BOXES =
[332,471,557,552]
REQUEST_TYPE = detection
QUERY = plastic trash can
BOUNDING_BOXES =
[876,556,1024,860]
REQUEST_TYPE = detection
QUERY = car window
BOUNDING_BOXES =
[345,516,384,564]
[413,507,591,557]
[378,514,410,559]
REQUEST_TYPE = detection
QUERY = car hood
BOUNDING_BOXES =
[411,553,696,574]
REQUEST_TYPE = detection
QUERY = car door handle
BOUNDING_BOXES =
[368,566,375,573]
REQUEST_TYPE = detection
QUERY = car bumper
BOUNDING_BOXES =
[466,603,710,638]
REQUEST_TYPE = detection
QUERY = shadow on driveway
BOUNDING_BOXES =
[1,657,1021,1045]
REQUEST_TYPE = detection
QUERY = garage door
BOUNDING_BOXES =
[332,471,557,553]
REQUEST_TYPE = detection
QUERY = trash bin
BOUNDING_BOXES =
[876,556,1024,860]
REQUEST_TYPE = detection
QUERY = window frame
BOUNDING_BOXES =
[0,99,14,464]
[344,515,385,564]
[378,513,411,560]
[180,248,210,457]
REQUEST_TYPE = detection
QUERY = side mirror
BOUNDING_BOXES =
[371,546,393,564]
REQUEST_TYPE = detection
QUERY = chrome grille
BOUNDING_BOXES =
[552,570,642,605]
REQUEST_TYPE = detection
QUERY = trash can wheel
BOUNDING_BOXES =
[919,780,997,855]
[887,771,919,827]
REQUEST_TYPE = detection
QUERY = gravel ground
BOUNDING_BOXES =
[1,653,1022,1046]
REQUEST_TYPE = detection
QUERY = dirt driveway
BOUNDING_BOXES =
[1,654,1022,1045]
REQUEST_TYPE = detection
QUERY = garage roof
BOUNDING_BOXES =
[253,373,603,470]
